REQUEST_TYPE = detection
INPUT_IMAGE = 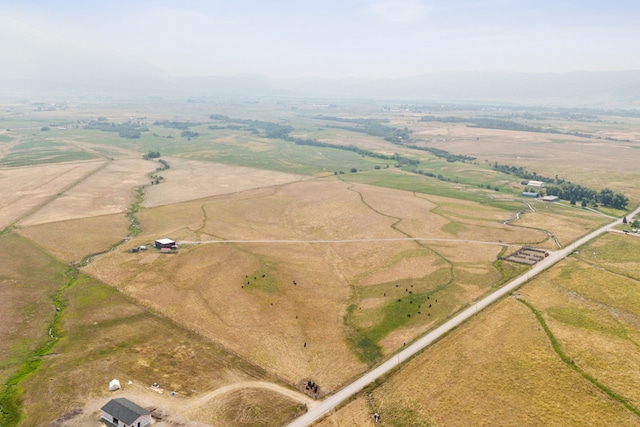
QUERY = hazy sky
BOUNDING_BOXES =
[2,0,639,81]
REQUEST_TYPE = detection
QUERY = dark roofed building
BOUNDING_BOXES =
[154,238,176,249]
[101,398,152,427]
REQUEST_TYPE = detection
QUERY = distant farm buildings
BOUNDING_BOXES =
[541,195,559,202]
[522,191,539,198]
[525,180,545,188]
[101,397,152,427]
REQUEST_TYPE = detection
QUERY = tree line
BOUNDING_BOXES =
[420,115,631,141]
[292,138,419,166]
[85,120,147,139]
[403,144,476,163]
[153,120,200,130]
[143,151,161,159]
[209,114,293,139]
[318,116,476,162]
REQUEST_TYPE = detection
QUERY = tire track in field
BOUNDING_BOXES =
[185,381,317,410]
[179,237,521,247]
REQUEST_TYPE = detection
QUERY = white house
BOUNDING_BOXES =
[101,398,152,427]
[527,180,545,188]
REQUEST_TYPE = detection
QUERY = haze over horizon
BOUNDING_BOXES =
[2,0,640,83]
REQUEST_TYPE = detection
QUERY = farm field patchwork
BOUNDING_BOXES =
[1,100,639,426]
[84,176,575,391]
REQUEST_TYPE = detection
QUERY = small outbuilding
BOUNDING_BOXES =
[541,195,559,202]
[154,238,176,249]
[109,379,121,391]
[522,192,539,198]
[526,180,545,188]
[101,397,152,427]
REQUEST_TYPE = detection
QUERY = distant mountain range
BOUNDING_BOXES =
[2,71,640,107]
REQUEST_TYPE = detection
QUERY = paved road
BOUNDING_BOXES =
[288,206,640,427]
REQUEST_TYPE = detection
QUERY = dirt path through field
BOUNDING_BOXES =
[180,237,522,247]
[185,381,317,410]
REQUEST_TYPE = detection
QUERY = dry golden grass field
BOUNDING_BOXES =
[19,272,304,427]
[2,100,639,426]
[507,200,611,248]
[16,213,129,264]
[0,160,105,229]
[320,298,639,426]
[18,158,155,226]
[0,233,66,385]
[409,120,640,201]
[84,175,584,393]
[142,157,307,208]
[318,233,640,426]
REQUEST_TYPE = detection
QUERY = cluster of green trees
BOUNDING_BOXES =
[545,185,628,209]
[180,130,199,138]
[319,116,474,163]
[143,151,161,159]
[153,120,199,130]
[293,138,418,166]
[317,115,412,142]
[209,114,293,139]
[420,115,558,133]
[492,163,555,183]
[85,120,147,139]
[404,144,476,163]
[419,115,467,123]
[468,118,560,133]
